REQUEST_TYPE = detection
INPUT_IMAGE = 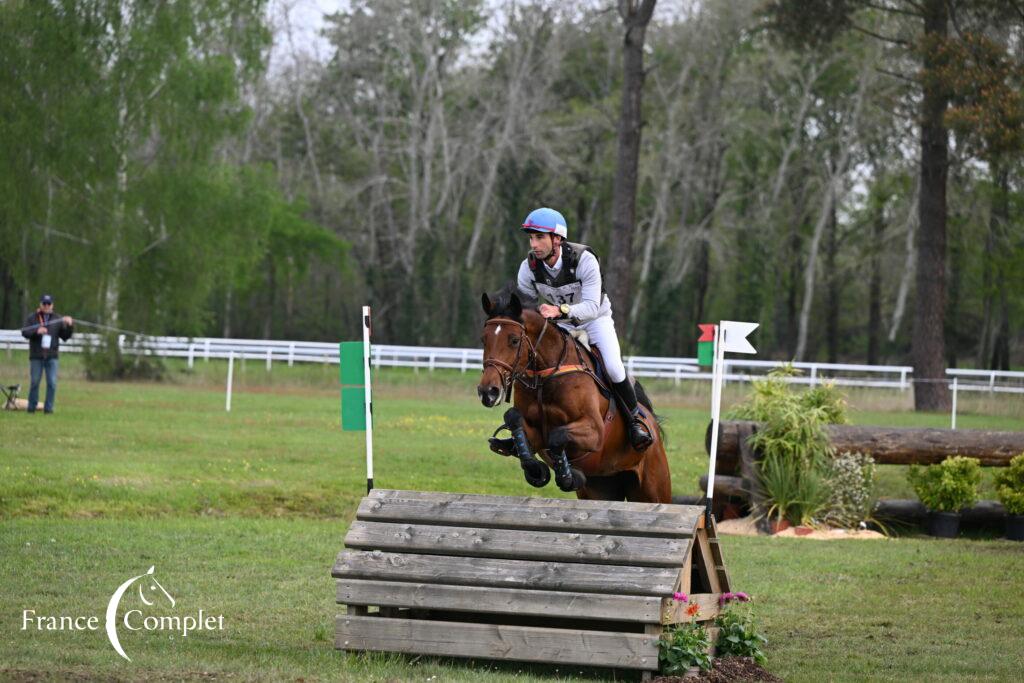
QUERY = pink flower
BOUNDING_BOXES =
[719,591,752,606]
[673,592,688,603]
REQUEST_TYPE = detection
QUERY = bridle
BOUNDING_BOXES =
[481,317,551,403]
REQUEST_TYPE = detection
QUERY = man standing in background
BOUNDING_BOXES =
[20,294,73,414]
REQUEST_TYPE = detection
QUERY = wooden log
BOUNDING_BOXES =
[336,615,660,670]
[874,498,1007,525]
[358,489,698,537]
[697,475,748,499]
[333,550,682,596]
[709,420,1024,474]
[344,521,690,567]
[337,579,662,622]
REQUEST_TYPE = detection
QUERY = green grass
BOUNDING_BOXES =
[1,355,1024,681]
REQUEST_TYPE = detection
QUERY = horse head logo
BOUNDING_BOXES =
[105,566,174,661]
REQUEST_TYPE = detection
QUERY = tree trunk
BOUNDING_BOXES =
[989,167,1010,370]
[867,199,884,364]
[608,0,657,327]
[825,195,839,364]
[912,0,950,411]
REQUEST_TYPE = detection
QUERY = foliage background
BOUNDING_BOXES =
[2,0,1022,372]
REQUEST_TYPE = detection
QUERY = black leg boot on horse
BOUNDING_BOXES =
[547,426,587,492]
[495,408,550,487]
[611,379,654,452]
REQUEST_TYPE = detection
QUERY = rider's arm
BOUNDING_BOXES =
[566,251,603,323]
[516,260,539,307]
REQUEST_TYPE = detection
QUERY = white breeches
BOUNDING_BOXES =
[577,316,626,384]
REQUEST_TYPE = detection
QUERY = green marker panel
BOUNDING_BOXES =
[340,342,366,385]
[697,340,714,367]
[341,386,366,431]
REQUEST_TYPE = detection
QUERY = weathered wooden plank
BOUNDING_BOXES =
[337,579,662,622]
[333,550,680,596]
[358,489,701,537]
[344,521,691,567]
[693,531,722,594]
[660,593,722,624]
[335,615,660,670]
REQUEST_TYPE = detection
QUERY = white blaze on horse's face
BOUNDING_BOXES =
[495,325,501,336]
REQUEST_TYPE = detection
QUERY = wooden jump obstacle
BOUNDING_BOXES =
[333,489,731,678]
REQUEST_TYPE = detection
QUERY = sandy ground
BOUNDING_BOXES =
[716,515,886,540]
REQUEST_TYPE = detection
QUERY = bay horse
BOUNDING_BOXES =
[477,288,672,503]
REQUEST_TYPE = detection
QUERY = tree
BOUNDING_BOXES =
[608,0,657,327]
[765,0,956,410]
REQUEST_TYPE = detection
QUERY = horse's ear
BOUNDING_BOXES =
[509,292,522,318]
[481,293,493,314]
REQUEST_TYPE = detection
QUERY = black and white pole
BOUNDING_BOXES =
[362,306,374,493]
[704,321,758,522]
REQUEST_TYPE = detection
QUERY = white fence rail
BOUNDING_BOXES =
[3,329,1022,393]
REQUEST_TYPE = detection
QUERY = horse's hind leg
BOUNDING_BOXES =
[625,443,672,504]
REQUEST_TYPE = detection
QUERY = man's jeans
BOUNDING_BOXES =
[28,358,58,413]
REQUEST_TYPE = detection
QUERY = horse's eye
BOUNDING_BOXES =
[509,336,520,347]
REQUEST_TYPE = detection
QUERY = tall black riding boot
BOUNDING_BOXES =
[611,378,653,452]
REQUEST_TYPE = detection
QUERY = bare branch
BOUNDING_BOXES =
[862,1,922,18]
[851,22,911,46]
[875,66,919,83]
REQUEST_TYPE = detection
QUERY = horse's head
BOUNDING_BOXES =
[137,565,175,608]
[478,287,528,408]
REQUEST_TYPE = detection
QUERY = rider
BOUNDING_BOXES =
[515,207,653,452]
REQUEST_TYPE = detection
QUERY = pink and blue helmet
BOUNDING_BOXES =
[521,207,567,238]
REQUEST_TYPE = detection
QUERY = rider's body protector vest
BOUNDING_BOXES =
[527,241,605,307]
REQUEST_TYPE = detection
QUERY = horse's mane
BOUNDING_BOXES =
[484,281,538,321]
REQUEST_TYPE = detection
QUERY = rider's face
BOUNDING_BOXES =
[528,233,558,260]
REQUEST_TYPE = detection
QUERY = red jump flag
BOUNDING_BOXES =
[697,324,716,366]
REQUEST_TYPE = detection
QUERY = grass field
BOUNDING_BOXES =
[1,355,1023,681]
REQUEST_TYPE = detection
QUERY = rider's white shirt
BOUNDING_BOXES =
[515,250,612,324]
[516,250,626,383]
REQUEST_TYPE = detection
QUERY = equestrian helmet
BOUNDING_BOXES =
[521,207,567,238]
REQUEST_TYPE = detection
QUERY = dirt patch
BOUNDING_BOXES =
[653,656,782,682]
[716,516,886,540]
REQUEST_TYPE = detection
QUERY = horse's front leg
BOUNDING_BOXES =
[501,407,550,488]
[546,418,601,492]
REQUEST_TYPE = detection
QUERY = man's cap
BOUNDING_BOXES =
[40,294,53,304]
[521,207,568,238]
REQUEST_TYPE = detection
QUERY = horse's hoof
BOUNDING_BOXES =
[489,437,515,457]
[521,458,550,488]
[570,467,587,490]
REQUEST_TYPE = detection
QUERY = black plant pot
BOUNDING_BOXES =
[926,511,960,538]
[1007,515,1024,542]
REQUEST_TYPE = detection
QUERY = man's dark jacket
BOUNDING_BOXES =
[21,310,74,360]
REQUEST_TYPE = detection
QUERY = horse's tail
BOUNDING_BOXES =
[633,379,666,445]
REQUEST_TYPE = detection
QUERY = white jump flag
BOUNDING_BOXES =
[704,320,758,521]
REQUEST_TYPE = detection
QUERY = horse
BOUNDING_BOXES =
[476,288,672,504]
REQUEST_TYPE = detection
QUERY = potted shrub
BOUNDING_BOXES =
[907,456,982,538]
[994,453,1024,541]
